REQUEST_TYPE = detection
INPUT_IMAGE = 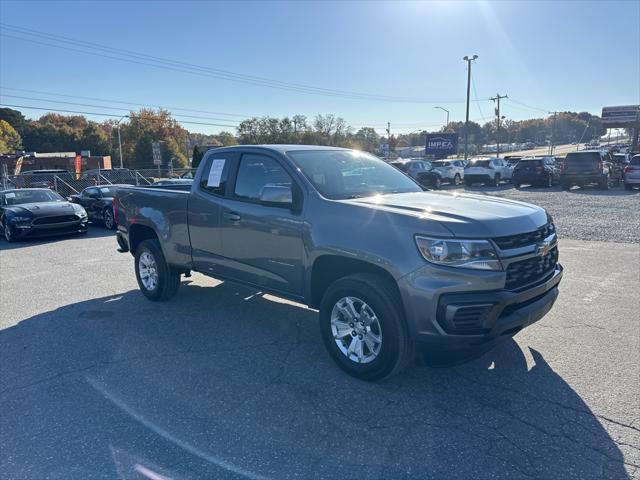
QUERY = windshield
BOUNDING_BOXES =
[3,190,65,205]
[431,161,450,168]
[287,150,422,199]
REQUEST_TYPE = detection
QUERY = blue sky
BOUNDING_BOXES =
[1,0,638,134]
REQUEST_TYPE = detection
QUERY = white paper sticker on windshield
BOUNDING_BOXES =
[5,192,15,198]
[207,159,226,187]
[100,187,110,193]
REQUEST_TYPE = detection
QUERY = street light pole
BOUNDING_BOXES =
[434,106,450,129]
[115,115,127,169]
[463,55,478,161]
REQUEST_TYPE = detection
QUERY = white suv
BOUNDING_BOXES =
[430,159,465,185]
[464,157,513,186]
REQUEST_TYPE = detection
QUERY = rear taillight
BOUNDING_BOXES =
[112,196,118,226]
[625,166,636,173]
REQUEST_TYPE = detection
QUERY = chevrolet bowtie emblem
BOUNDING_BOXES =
[536,234,556,257]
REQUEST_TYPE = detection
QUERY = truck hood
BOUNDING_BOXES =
[342,191,548,238]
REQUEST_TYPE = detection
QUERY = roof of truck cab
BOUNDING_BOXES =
[210,144,351,154]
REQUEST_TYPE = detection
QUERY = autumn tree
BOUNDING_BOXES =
[0,120,22,154]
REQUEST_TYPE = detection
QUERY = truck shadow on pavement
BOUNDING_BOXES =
[0,281,633,479]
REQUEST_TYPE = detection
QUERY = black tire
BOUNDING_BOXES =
[599,174,610,190]
[493,174,501,187]
[453,174,461,186]
[3,220,16,243]
[134,239,181,301]
[319,273,412,381]
[434,177,441,190]
[103,208,116,230]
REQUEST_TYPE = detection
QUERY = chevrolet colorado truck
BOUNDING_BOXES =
[115,145,562,380]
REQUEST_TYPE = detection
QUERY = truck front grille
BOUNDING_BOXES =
[493,222,556,250]
[505,247,558,290]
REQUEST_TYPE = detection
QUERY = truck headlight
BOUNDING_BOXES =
[10,216,31,223]
[415,236,502,271]
[74,206,88,218]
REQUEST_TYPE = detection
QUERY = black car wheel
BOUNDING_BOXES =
[493,174,501,187]
[599,174,610,190]
[320,273,412,381]
[434,177,442,190]
[3,221,15,243]
[134,239,181,301]
[103,208,116,230]
[453,174,461,186]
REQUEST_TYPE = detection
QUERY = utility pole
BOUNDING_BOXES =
[463,55,478,161]
[490,93,508,157]
[386,122,391,159]
[548,111,560,155]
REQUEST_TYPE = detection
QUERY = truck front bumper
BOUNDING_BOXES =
[397,263,563,357]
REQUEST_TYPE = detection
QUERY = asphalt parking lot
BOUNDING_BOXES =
[1,186,639,480]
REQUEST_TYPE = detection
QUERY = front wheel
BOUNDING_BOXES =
[3,221,15,243]
[134,239,181,301]
[453,174,462,186]
[493,174,501,187]
[319,273,411,381]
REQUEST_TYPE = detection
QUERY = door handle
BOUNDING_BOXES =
[223,212,241,221]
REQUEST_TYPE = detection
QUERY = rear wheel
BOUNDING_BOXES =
[135,239,181,301]
[103,208,116,230]
[453,174,461,186]
[599,174,610,190]
[319,273,411,381]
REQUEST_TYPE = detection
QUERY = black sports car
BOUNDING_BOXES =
[1,188,88,242]
[69,185,123,230]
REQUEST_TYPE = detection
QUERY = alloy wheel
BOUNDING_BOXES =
[330,296,383,364]
[138,251,159,291]
[104,209,114,229]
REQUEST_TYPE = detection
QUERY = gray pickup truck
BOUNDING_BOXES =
[115,145,562,380]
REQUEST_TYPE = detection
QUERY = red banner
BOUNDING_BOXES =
[75,154,82,180]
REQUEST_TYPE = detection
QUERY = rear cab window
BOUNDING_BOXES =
[200,155,232,196]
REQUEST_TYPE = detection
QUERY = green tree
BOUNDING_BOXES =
[0,120,22,153]
[0,108,28,137]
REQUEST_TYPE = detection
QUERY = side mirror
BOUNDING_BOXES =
[259,184,292,208]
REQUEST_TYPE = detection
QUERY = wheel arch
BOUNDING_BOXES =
[308,255,403,310]
[128,224,159,256]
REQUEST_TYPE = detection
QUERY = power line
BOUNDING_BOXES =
[0,94,243,123]
[0,87,254,118]
[470,71,488,123]
[0,103,239,128]
[506,97,549,113]
[0,23,471,104]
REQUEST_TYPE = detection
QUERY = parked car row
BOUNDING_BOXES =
[388,151,640,191]
[1,177,195,242]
